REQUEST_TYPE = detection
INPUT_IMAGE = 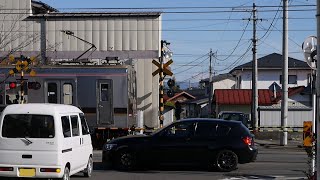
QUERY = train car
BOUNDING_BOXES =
[0,64,137,149]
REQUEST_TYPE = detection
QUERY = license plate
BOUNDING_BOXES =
[19,168,36,177]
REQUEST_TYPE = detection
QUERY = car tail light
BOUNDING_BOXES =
[242,136,253,146]
[0,167,13,171]
[40,168,61,173]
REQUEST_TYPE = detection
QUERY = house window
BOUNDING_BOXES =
[279,75,297,84]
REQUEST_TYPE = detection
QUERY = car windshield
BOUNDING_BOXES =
[2,114,55,138]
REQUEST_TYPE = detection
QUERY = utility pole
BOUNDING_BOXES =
[316,0,320,179]
[208,49,213,118]
[251,3,259,132]
[280,0,288,146]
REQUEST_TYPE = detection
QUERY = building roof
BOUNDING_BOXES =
[200,73,235,83]
[214,89,274,105]
[274,86,306,101]
[214,86,307,106]
[32,0,59,13]
[164,91,196,103]
[29,12,162,18]
[230,53,310,73]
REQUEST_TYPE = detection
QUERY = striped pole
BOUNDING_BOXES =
[159,40,164,127]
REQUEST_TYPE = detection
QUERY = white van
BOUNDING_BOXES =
[0,103,93,179]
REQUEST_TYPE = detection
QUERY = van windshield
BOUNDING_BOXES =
[2,114,55,138]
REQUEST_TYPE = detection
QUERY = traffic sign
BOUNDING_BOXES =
[152,59,173,76]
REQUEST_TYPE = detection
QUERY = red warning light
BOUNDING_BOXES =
[9,82,17,89]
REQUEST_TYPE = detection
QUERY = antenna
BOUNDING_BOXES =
[302,36,317,70]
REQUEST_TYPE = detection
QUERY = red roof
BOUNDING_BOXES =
[214,86,306,106]
[274,86,305,102]
[214,89,274,106]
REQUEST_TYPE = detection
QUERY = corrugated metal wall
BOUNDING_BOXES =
[44,17,160,52]
[259,109,312,127]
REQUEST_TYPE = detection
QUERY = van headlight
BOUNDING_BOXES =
[104,144,117,151]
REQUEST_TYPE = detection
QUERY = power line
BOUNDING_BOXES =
[172,53,208,71]
[216,13,252,62]
[174,57,209,75]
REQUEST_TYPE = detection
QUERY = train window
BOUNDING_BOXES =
[100,84,109,101]
[63,83,73,105]
[48,83,58,103]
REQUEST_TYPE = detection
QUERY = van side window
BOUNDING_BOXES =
[61,116,71,138]
[70,115,79,136]
[79,113,90,135]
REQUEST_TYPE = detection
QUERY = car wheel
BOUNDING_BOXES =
[215,149,238,172]
[57,166,70,180]
[115,150,136,171]
[83,156,93,177]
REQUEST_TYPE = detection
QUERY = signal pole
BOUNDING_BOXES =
[153,40,173,127]
[159,40,165,127]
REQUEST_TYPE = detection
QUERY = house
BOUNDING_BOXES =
[163,91,195,120]
[213,87,312,127]
[230,53,312,89]
[194,53,313,128]
[199,73,236,96]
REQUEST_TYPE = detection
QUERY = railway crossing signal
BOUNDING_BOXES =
[7,55,37,104]
[152,40,173,127]
[152,59,173,77]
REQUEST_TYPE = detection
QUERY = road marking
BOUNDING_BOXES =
[220,176,306,180]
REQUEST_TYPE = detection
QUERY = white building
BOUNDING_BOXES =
[230,53,311,90]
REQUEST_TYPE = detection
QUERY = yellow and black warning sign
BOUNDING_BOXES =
[303,121,313,147]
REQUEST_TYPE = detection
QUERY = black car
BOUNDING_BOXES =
[218,111,251,128]
[102,118,258,172]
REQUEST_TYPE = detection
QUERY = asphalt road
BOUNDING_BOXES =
[72,144,309,180]
[0,144,308,180]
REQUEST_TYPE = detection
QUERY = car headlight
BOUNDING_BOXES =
[104,144,117,151]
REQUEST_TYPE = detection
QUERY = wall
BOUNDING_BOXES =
[212,78,235,91]
[259,108,312,127]
[239,69,310,89]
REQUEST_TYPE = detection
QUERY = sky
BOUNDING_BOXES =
[41,0,317,85]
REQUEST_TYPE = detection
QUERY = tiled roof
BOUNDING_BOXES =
[230,53,310,73]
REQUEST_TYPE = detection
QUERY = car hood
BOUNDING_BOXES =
[108,134,151,144]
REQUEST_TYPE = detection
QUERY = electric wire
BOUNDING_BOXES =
[174,57,209,75]
[172,53,209,71]
[215,13,252,62]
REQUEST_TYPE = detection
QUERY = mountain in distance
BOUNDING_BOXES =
[176,81,199,90]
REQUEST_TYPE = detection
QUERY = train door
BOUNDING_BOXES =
[97,79,113,125]
[45,80,76,105]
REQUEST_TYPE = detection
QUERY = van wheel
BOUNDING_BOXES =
[115,150,136,171]
[58,167,70,180]
[84,156,93,177]
[214,150,238,172]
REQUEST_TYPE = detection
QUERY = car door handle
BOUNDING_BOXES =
[99,105,103,108]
